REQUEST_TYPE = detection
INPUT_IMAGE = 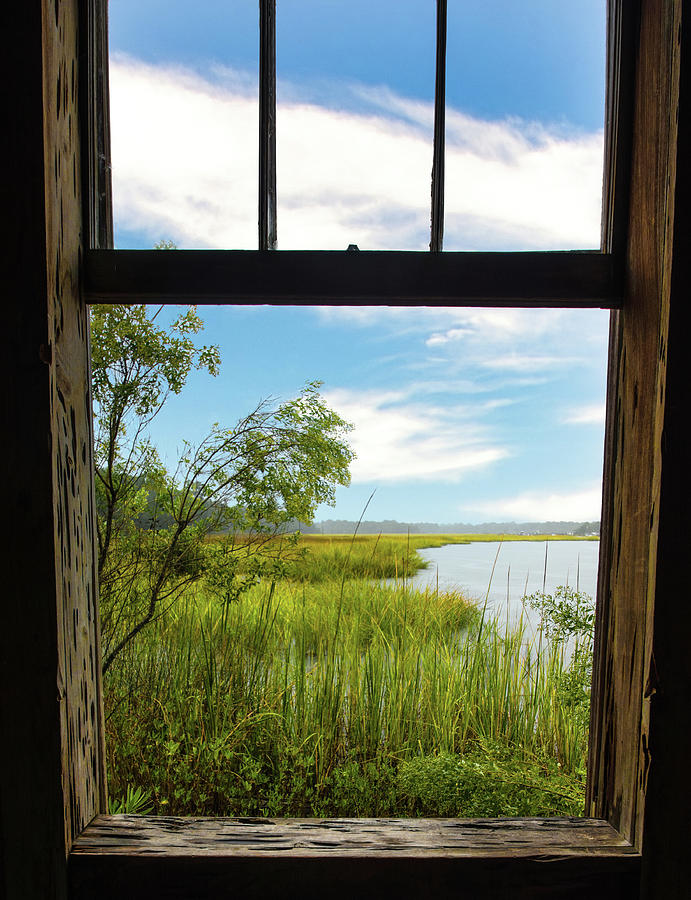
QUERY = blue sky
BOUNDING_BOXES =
[107,1,609,524]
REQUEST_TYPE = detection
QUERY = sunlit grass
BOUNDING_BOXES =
[104,534,591,818]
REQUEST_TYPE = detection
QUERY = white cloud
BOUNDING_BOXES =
[317,307,574,350]
[425,327,473,346]
[444,109,603,250]
[109,56,603,252]
[563,403,606,425]
[481,354,578,372]
[468,487,602,522]
[323,388,508,483]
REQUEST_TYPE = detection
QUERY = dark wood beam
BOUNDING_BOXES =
[430,0,447,252]
[600,0,639,258]
[69,816,639,900]
[85,249,620,307]
[587,0,681,857]
[81,0,113,249]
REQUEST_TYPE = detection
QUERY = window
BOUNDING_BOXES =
[13,0,681,896]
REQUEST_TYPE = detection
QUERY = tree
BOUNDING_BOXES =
[91,304,353,673]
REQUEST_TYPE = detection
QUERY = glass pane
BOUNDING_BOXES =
[109,1,606,252]
[276,0,436,249]
[444,0,606,250]
[108,1,259,249]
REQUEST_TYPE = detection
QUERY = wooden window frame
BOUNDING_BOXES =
[7,0,686,897]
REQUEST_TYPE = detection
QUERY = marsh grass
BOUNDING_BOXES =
[105,534,591,817]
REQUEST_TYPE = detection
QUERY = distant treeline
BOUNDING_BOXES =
[287,520,601,536]
[110,479,600,539]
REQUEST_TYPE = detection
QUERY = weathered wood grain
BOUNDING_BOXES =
[600,0,639,258]
[587,0,681,855]
[2,5,69,898]
[84,248,620,307]
[638,4,691,895]
[72,815,634,856]
[69,816,639,900]
[2,2,104,899]
[81,0,113,249]
[44,0,106,845]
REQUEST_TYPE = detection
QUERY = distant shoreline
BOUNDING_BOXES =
[291,519,600,538]
[296,533,599,545]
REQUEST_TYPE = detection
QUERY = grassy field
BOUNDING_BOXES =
[104,533,593,818]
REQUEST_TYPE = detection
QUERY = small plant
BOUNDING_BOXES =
[108,785,154,815]
[524,585,595,643]
[398,745,584,818]
[525,585,595,741]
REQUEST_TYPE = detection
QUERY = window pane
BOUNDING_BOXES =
[108,1,259,249]
[276,1,436,249]
[444,1,606,250]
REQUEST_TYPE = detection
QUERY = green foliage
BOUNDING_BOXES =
[286,534,429,583]
[108,785,154,815]
[104,536,590,817]
[91,304,220,434]
[524,585,595,642]
[398,746,584,818]
[92,303,353,672]
[525,585,595,738]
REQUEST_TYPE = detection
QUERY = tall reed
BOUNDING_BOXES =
[105,542,589,817]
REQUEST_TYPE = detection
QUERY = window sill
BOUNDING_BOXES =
[69,815,639,899]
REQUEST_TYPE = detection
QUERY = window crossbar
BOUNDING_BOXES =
[84,248,620,307]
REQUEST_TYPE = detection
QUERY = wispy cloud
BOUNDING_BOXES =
[466,486,602,522]
[481,354,578,372]
[425,327,473,347]
[563,403,606,425]
[323,388,508,483]
[110,55,603,252]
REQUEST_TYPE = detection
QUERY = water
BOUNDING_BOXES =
[403,539,599,635]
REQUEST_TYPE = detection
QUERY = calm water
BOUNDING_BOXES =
[403,539,599,633]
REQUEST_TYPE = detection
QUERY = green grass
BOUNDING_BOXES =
[104,533,592,818]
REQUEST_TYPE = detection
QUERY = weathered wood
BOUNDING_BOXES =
[69,817,639,900]
[600,0,639,258]
[81,0,113,249]
[84,249,620,307]
[259,0,277,250]
[2,2,104,899]
[44,0,106,845]
[430,0,447,252]
[587,0,681,855]
[2,5,69,898]
[72,815,635,855]
[639,4,691,896]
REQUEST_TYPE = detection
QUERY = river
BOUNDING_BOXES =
[402,539,600,634]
